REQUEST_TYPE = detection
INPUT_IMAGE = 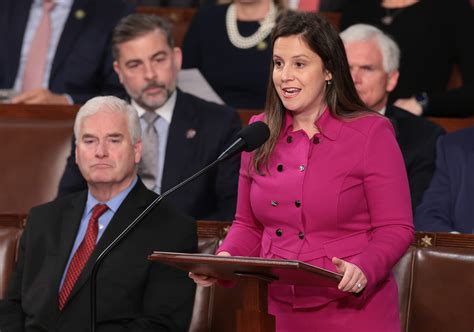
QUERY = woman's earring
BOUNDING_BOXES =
[326,80,332,85]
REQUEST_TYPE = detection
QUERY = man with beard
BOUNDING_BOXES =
[58,14,241,221]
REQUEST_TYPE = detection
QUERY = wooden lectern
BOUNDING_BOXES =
[148,252,342,332]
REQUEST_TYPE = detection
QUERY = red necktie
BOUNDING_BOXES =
[22,0,56,92]
[58,204,108,310]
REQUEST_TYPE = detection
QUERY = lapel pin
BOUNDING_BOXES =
[74,9,86,20]
[186,129,196,139]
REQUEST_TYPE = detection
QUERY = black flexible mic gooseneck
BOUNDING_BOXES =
[90,121,269,331]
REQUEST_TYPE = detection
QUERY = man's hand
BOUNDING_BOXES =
[332,257,367,293]
[10,88,70,105]
[394,97,422,116]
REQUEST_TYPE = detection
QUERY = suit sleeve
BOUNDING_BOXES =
[349,118,414,298]
[414,136,456,232]
[140,235,197,331]
[406,125,445,209]
[99,206,197,332]
[205,109,242,221]
[137,216,197,332]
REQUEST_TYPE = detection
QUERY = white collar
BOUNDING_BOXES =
[132,90,177,124]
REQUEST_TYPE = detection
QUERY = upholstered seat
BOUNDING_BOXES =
[0,105,75,214]
[0,226,23,299]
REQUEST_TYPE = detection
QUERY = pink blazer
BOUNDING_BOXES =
[218,110,414,331]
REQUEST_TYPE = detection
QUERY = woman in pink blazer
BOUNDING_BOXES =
[191,11,414,332]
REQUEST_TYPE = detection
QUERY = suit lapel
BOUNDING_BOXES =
[161,91,199,191]
[384,105,401,141]
[52,191,87,316]
[50,0,90,81]
[4,0,32,86]
[63,180,156,307]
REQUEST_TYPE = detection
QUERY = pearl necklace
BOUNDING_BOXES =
[225,2,277,49]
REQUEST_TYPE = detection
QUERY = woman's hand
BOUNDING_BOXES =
[188,273,218,287]
[188,251,231,287]
[332,257,367,293]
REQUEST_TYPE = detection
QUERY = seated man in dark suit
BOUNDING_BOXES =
[340,24,445,210]
[58,14,241,221]
[0,0,134,104]
[415,127,474,233]
[0,96,197,331]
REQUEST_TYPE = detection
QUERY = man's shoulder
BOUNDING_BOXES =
[387,105,445,136]
[126,179,194,225]
[148,199,195,226]
[441,126,474,151]
[176,91,239,121]
[26,191,86,227]
[177,90,235,113]
[136,190,196,238]
[31,191,84,212]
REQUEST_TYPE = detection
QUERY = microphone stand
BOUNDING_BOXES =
[90,157,225,332]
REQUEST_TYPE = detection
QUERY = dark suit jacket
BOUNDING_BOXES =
[415,127,474,233]
[58,90,242,221]
[0,0,133,104]
[0,179,197,331]
[385,105,445,209]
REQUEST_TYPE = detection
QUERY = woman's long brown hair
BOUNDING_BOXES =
[253,11,374,172]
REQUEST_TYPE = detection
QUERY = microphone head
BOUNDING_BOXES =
[238,121,270,152]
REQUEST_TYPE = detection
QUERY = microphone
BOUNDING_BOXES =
[217,121,270,161]
[90,121,270,331]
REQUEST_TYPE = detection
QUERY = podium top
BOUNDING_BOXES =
[149,251,342,288]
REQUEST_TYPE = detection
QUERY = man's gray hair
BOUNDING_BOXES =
[74,96,142,144]
[340,24,400,73]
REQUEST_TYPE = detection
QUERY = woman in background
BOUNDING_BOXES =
[191,11,413,331]
[182,0,282,109]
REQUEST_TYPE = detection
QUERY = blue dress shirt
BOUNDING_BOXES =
[59,176,138,289]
